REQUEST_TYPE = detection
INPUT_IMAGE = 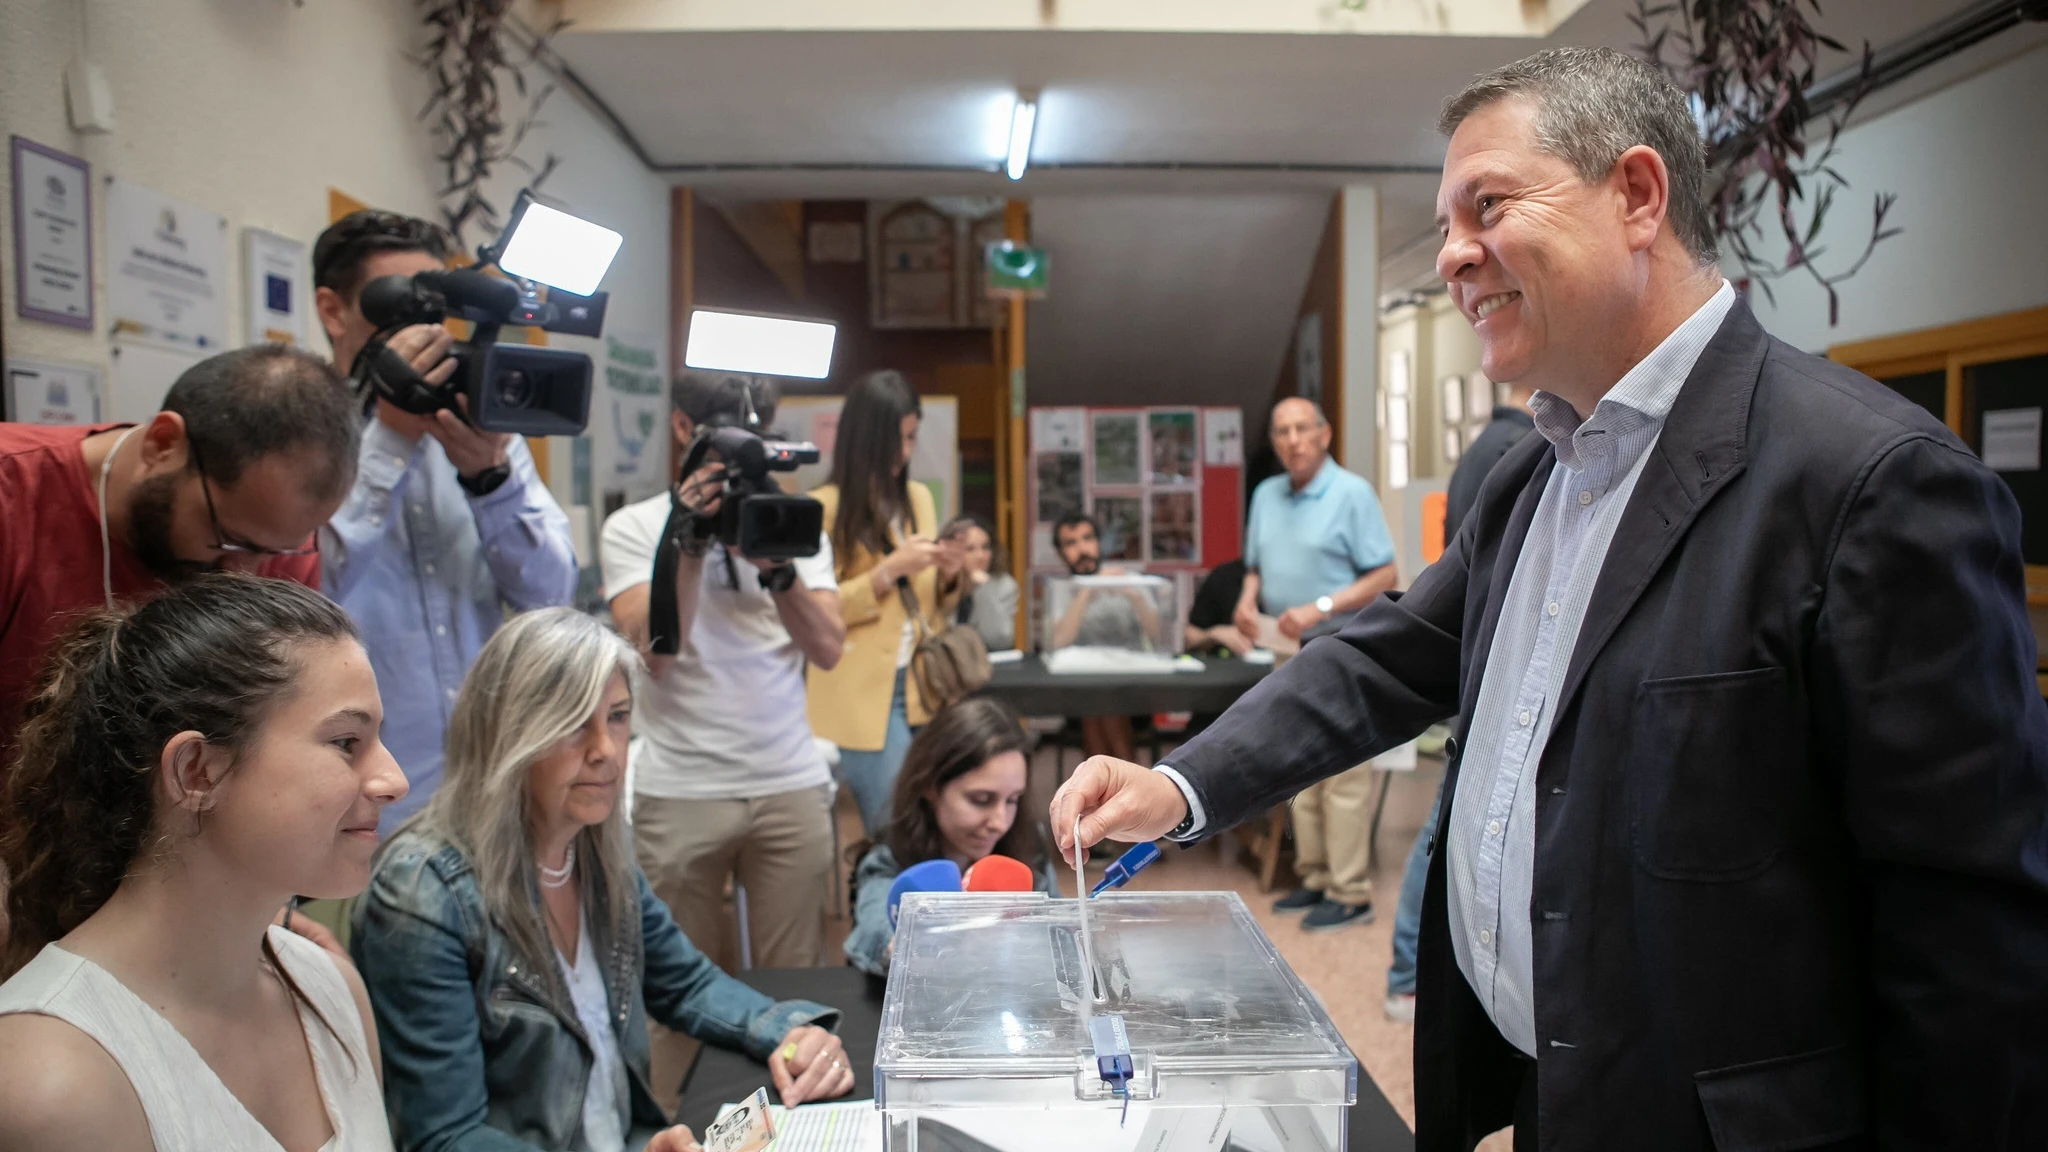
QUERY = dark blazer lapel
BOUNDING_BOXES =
[1550,299,1769,724]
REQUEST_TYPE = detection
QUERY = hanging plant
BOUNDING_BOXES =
[1633,0,1901,325]
[417,0,566,246]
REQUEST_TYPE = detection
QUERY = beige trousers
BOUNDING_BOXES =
[632,783,835,1110]
[1291,761,1378,906]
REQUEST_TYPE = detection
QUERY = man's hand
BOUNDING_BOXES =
[1050,756,1190,856]
[769,1024,854,1107]
[429,397,511,480]
[644,1125,703,1152]
[386,323,458,386]
[676,462,726,518]
[1277,603,1326,641]
[1233,597,1261,641]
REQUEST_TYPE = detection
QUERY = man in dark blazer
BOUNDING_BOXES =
[1054,46,2048,1152]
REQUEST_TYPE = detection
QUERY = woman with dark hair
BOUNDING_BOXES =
[0,573,405,1151]
[807,370,963,833]
[942,513,1018,652]
[352,608,849,1152]
[843,698,1054,975]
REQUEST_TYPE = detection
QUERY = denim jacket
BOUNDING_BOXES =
[352,829,839,1152]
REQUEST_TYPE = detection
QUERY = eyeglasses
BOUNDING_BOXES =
[188,440,320,558]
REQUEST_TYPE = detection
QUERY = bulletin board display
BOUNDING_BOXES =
[1024,404,1245,648]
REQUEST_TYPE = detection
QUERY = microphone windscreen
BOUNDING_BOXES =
[961,854,1035,893]
[886,859,962,927]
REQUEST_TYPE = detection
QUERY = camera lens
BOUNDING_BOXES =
[495,369,533,409]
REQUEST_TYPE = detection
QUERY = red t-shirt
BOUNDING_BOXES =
[0,422,321,743]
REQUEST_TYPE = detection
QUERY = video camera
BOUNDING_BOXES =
[675,424,825,562]
[647,404,826,657]
[351,191,621,436]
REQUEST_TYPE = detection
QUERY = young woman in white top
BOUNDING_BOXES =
[0,574,406,1152]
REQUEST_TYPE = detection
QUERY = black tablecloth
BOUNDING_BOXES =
[675,967,1414,1151]
[975,654,1273,718]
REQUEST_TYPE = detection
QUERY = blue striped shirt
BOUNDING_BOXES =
[1448,282,1735,1056]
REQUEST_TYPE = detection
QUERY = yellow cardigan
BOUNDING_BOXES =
[806,482,960,751]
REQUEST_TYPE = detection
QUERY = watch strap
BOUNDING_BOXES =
[457,462,513,497]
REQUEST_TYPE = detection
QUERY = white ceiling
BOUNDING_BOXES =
[544,0,2025,408]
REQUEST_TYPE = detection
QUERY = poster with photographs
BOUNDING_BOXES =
[1092,495,1145,562]
[1091,412,1143,487]
[1149,490,1198,563]
[1035,452,1084,523]
[1147,409,1198,486]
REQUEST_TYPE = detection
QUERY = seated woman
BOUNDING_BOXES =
[0,574,402,1152]
[941,513,1018,652]
[351,607,852,1152]
[844,697,1055,975]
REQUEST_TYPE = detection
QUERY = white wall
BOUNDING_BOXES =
[0,0,672,508]
[1739,41,2048,353]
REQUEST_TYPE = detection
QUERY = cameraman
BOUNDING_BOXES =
[601,373,843,1010]
[312,210,577,830]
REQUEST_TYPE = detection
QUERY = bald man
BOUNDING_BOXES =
[1236,396,1398,931]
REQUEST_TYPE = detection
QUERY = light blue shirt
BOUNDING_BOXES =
[1448,281,1735,1057]
[320,418,577,831]
[1244,456,1395,614]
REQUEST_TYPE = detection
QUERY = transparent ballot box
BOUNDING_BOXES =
[877,891,1358,1151]
[1041,572,1180,674]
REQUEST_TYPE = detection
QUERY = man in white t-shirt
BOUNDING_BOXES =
[602,373,845,1012]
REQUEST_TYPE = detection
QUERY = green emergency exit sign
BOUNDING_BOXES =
[985,240,1048,298]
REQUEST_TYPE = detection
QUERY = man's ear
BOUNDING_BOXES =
[1613,143,1672,255]
[314,285,352,347]
[136,411,190,474]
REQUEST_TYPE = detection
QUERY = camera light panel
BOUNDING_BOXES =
[497,202,622,297]
[685,310,837,380]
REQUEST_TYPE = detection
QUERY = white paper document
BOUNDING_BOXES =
[712,1099,881,1152]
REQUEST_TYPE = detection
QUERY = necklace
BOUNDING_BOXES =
[538,840,577,889]
[97,426,141,608]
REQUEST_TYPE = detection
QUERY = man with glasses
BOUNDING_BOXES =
[0,344,359,752]
[312,209,576,830]
[1234,395,1397,933]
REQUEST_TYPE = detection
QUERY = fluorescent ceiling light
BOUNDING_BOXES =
[1005,92,1038,181]
[684,309,837,380]
[497,202,623,296]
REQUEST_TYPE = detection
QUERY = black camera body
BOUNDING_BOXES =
[355,268,607,436]
[684,425,824,562]
[646,424,824,656]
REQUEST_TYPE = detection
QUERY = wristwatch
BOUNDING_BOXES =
[457,462,512,497]
[761,563,799,594]
[1314,595,1335,617]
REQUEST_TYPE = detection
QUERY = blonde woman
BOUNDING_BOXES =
[350,608,852,1152]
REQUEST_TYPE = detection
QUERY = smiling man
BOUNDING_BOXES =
[0,345,358,753]
[1052,46,2048,1150]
